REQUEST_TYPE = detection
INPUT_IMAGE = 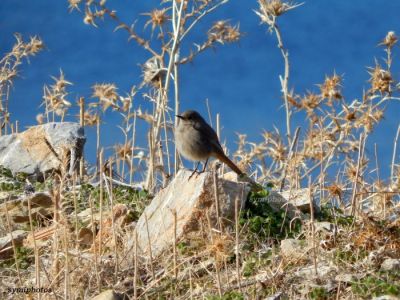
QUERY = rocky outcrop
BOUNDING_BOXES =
[129,169,249,260]
[0,122,85,176]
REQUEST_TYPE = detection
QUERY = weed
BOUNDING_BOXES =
[351,271,400,298]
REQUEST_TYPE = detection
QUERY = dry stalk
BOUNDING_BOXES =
[3,199,23,286]
[308,176,318,277]
[235,189,242,293]
[130,111,137,184]
[27,190,41,291]
[172,209,178,279]
[103,163,119,275]
[391,124,400,185]
[79,97,85,178]
[89,195,101,291]
[351,133,366,216]
[134,230,138,300]
[144,213,156,281]
[98,149,104,259]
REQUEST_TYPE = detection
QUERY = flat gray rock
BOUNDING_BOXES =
[0,122,85,175]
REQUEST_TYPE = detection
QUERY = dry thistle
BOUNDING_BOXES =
[141,56,167,87]
[114,142,133,162]
[379,31,398,49]
[207,20,241,44]
[92,83,119,111]
[83,109,99,126]
[143,9,169,33]
[68,0,82,11]
[256,0,301,25]
[368,62,393,94]
[43,70,73,118]
[319,73,343,101]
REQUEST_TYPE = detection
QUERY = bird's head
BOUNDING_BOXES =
[176,110,205,126]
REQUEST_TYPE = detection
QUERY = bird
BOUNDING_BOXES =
[175,110,243,178]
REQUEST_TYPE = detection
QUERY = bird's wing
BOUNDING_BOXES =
[193,121,224,153]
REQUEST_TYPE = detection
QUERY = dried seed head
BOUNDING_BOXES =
[115,142,133,160]
[368,63,392,94]
[146,9,168,28]
[36,113,44,124]
[26,36,44,55]
[301,92,321,111]
[68,0,81,11]
[258,0,291,17]
[326,184,343,199]
[319,73,342,100]
[380,31,398,48]
[83,110,99,126]
[92,83,119,111]
[141,56,167,87]
[208,21,241,44]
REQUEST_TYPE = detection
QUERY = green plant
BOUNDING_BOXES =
[240,188,302,244]
[352,271,400,298]
[317,204,354,226]
[207,291,244,300]
[0,246,34,270]
[309,287,329,300]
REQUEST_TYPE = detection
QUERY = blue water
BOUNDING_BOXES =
[1,0,399,179]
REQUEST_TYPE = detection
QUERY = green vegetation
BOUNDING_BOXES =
[240,188,302,243]
[351,271,400,298]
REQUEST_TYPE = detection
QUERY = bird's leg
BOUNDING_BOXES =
[189,161,201,180]
[199,158,209,174]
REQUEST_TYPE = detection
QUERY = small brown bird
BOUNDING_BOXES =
[175,110,243,178]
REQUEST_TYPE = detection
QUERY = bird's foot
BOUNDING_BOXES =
[188,169,205,180]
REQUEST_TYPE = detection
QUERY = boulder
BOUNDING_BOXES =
[91,289,127,300]
[280,238,310,260]
[0,122,85,176]
[129,169,249,260]
[0,230,28,259]
[380,258,400,272]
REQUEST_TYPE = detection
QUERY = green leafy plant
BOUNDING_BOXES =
[352,271,400,298]
[240,188,302,243]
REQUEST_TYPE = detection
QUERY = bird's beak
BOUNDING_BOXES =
[176,115,183,119]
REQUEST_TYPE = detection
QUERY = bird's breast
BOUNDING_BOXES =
[175,124,212,162]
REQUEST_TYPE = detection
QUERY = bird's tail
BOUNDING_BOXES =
[215,152,243,176]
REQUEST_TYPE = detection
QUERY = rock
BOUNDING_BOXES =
[280,238,309,260]
[91,204,132,251]
[294,263,336,279]
[372,296,400,300]
[380,258,400,271]
[280,188,314,213]
[21,192,52,208]
[265,292,283,300]
[0,230,28,259]
[314,221,336,233]
[0,122,85,176]
[11,207,52,223]
[78,227,94,248]
[129,169,249,260]
[91,289,126,300]
[264,191,303,219]
[335,273,355,283]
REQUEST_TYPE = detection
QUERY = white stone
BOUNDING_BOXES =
[130,169,249,260]
[280,238,309,260]
[381,258,400,271]
[0,122,85,175]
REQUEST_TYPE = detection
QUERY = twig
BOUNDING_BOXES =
[235,188,242,293]
[144,213,156,281]
[351,133,365,216]
[390,124,400,185]
[280,126,301,191]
